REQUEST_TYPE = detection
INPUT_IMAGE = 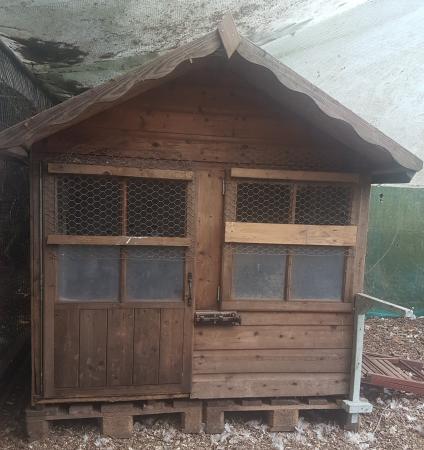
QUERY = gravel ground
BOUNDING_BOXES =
[0,317,423,450]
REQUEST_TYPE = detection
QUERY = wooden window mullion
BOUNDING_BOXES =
[120,179,128,302]
[285,184,297,301]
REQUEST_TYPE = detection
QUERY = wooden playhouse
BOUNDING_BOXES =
[0,16,420,439]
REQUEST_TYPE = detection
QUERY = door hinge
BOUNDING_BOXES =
[222,179,226,195]
[217,285,222,304]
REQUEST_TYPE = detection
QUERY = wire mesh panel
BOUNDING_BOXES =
[127,179,187,237]
[227,179,353,226]
[236,182,291,223]
[295,184,352,225]
[57,175,122,235]
[0,160,30,369]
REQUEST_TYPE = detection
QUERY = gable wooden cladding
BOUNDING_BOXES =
[40,69,360,174]
[192,311,352,399]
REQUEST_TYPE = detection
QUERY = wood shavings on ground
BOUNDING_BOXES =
[0,317,423,449]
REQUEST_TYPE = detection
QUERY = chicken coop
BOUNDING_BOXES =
[0,16,420,440]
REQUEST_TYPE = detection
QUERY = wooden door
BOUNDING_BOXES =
[42,163,194,399]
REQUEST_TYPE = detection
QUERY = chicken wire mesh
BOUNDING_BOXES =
[56,174,190,238]
[295,184,352,225]
[229,243,352,257]
[236,182,291,223]
[57,175,123,236]
[47,156,195,302]
[226,179,354,226]
[127,179,187,237]
[0,41,52,131]
[0,160,30,369]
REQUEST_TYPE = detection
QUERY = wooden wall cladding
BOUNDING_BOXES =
[191,311,352,399]
[53,307,184,391]
[42,69,357,172]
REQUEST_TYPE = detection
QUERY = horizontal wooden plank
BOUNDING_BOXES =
[230,168,359,183]
[88,107,308,142]
[194,325,352,350]
[225,222,357,246]
[221,301,353,312]
[193,348,351,374]
[55,302,185,310]
[48,163,193,180]
[238,312,353,326]
[47,235,190,247]
[191,373,349,398]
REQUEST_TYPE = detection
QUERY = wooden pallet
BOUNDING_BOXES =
[204,398,341,434]
[362,353,424,395]
[26,399,202,441]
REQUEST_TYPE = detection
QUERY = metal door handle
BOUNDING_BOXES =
[187,272,193,306]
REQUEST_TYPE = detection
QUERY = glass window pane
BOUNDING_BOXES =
[291,248,345,300]
[126,247,185,300]
[232,250,286,299]
[58,246,120,302]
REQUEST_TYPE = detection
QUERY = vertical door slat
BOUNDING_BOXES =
[54,308,79,388]
[107,309,134,386]
[159,309,184,384]
[133,309,160,385]
[79,309,108,387]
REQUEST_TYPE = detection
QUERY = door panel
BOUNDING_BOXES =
[45,165,194,398]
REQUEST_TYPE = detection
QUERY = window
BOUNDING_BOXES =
[53,172,190,303]
[126,247,185,300]
[230,244,346,301]
[58,246,120,302]
[225,176,354,302]
[290,247,345,300]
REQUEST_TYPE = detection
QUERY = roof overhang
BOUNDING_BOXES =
[0,14,421,182]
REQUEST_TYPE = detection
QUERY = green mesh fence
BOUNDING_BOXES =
[365,185,424,317]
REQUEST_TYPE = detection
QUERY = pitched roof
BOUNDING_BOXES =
[0,14,421,182]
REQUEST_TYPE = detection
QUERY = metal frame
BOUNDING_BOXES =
[341,293,415,428]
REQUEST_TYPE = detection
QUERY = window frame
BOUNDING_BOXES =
[45,163,193,305]
[221,168,361,308]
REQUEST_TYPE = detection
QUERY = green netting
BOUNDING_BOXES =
[365,185,424,317]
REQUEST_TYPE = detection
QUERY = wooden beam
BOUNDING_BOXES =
[217,14,241,58]
[48,163,193,180]
[230,168,359,183]
[47,235,190,247]
[221,301,353,313]
[225,222,357,246]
